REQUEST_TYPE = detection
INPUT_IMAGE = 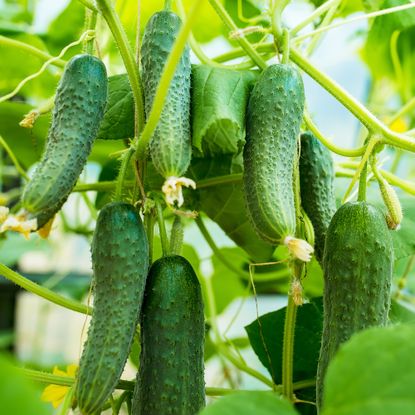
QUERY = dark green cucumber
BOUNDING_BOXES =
[75,202,149,415]
[22,54,107,228]
[141,11,191,179]
[299,132,336,265]
[243,64,305,244]
[316,201,393,410]
[132,255,205,415]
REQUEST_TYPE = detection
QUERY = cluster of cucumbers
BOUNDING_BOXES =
[19,5,395,414]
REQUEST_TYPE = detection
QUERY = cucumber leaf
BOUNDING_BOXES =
[245,297,323,385]
[96,74,135,141]
[322,324,415,415]
[191,65,257,156]
[200,391,299,415]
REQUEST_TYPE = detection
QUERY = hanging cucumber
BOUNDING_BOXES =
[74,202,149,415]
[243,64,312,261]
[316,201,393,410]
[132,255,205,415]
[21,54,108,229]
[299,132,336,265]
[141,10,194,207]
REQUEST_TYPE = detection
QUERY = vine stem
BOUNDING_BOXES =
[156,202,169,256]
[357,161,368,201]
[207,0,267,70]
[135,0,205,161]
[282,294,297,400]
[114,147,134,201]
[20,367,263,396]
[0,135,29,180]
[0,263,91,315]
[95,0,145,136]
[0,36,66,67]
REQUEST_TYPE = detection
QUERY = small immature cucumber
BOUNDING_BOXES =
[132,255,205,415]
[243,64,305,247]
[141,10,191,179]
[75,202,149,415]
[299,132,336,265]
[22,54,107,228]
[316,201,393,409]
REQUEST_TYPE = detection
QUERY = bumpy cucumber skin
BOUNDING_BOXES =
[141,11,191,178]
[75,203,149,415]
[299,132,336,265]
[243,64,305,244]
[22,54,107,228]
[132,255,205,415]
[316,201,393,409]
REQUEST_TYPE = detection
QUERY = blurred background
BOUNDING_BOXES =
[1,0,415,414]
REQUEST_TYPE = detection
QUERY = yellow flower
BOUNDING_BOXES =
[389,117,408,133]
[161,176,196,207]
[41,364,78,409]
[284,236,314,262]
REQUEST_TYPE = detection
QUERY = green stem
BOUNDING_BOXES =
[303,112,365,157]
[156,202,169,256]
[195,216,252,281]
[213,42,275,63]
[208,0,267,70]
[114,147,134,201]
[164,0,173,10]
[357,161,368,201]
[135,0,204,161]
[95,0,145,136]
[281,29,290,64]
[197,173,242,188]
[0,263,91,315]
[0,36,66,67]
[56,386,74,415]
[389,95,415,125]
[169,215,183,255]
[282,293,297,401]
[83,10,98,54]
[77,0,98,12]
[0,135,28,180]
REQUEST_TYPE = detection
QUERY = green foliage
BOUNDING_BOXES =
[322,324,415,414]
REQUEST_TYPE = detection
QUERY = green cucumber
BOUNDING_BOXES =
[132,255,205,415]
[22,54,107,228]
[299,132,336,265]
[141,10,191,179]
[75,202,149,415]
[243,64,305,245]
[316,201,393,409]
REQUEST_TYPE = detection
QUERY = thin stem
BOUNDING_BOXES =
[114,147,134,201]
[293,2,415,43]
[290,0,338,36]
[213,42,274,63]
[56,386,74,415]
[95,0,145,136]
[207,0,267,70]
[0,263,91,315]
[357,161,368,201]
[282,294,297,401]
[83,10,98,54]
[197,173,242,188]
[169,215,183,255]
[0,36,66,67]
[156,202,169,256]
[135,0,204,161]
[0,135,29,180]
[195,216,251,281]
[78,0,98,12]
[303,112,366,157]
[389,95,415,125]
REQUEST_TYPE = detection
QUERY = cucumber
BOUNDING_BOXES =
[21,54,107,229]
[132,255,205,415]
[243,64,308,258]
[316,201,393,409]
[75,202,149,415]
[299,132,336,265]
[141,10,191,180]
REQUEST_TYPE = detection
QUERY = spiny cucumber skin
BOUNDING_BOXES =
[299,132,336,265]
[132,255,205,415]
[22,54,107,228]
[243,64,305,244]
[316,201,393,410]
[75,203,149,415]
[141,11,191,178]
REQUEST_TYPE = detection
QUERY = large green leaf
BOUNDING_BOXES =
[96,74,134,140]
[322,324,415,414]
[191,65,256,156]
[245,298,323,385]
[188,156,275,262]
[200,391,299,415]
